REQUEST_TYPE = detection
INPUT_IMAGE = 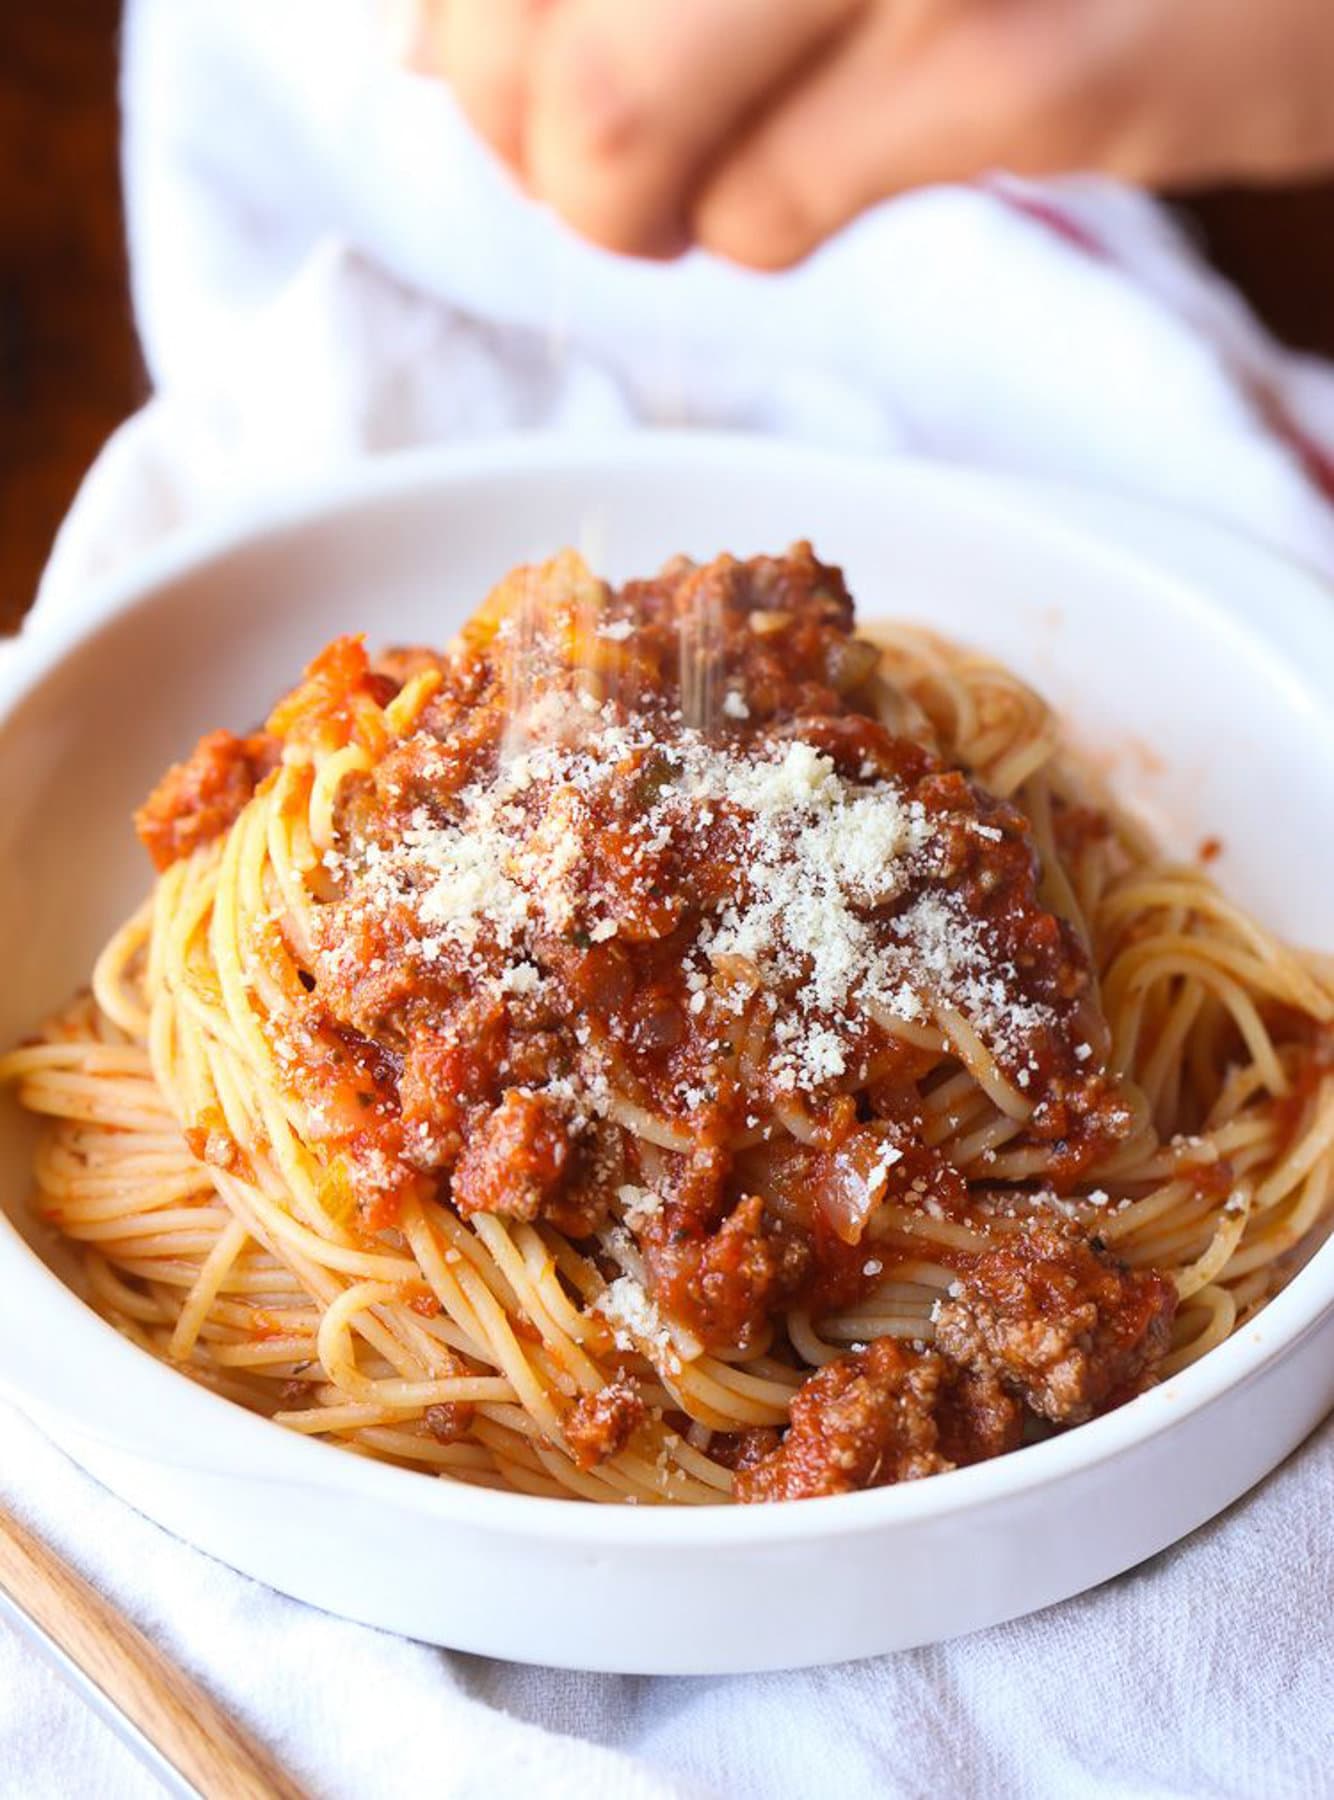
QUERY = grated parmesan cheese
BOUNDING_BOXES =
[597,1275,687,1371]
[320,689,1062,1112]
[617,1184,664,1231]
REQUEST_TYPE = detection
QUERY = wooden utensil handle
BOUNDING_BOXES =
[0,1503,307,1798]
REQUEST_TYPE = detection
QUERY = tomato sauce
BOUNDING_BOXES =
[143,546,1180,1478]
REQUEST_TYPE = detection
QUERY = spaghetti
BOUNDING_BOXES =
[4,544,1331,1504]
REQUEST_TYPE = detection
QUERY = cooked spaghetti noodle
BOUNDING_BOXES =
[4,544,1331,1504]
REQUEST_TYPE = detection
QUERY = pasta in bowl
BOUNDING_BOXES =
[5,539,1328,1507]
[0,436,1330,1669]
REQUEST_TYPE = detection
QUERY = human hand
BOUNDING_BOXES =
[405,0,1334,267]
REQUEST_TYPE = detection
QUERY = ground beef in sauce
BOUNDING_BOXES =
[564,1377,646,1469]
[733,1213,1178,1502]
[135,729,278,871]
[642,1194,811,1352]
[933,1222,1178,1424]
[734,1340,955,1503]
[734,1338,1030,1503]
[935,1364,1025,1465]
[450,1087,575,1223]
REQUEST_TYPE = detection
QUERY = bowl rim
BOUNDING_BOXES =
[2,429,1331,1550]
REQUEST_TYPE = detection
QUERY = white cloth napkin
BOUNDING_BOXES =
[2,1400,1328,1800]
[5,0,1334,1793]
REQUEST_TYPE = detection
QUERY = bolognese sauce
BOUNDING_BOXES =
[120,543,1195,1498]
[136,728,279,871]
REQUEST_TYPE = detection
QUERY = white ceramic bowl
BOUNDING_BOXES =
[1,436,1331,1675]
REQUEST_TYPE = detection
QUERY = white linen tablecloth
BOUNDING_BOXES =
[1,1398,1328,1799]
[4,2,1333,1793]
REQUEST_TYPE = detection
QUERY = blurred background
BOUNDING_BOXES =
[4,0,1334,633]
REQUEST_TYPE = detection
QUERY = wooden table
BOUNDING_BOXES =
[3,0,1332,631]
[1,2,144,630]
